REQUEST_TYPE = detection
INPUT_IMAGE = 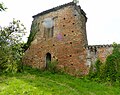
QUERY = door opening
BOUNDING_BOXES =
[46,53,51,68]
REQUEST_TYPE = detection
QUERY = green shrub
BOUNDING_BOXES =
[88,59,102,80]
[88,43,120,84]
[46,60,58,73]
[0,19,25,73]
[102,44,120,82]
[25,22,38,50]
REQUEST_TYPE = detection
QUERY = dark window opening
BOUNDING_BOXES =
[74,14,77,16]
[94,47,97,54]
[53,44,55,46]
[64,34,66,36]
[73,23,75,25]
[46,53,51,69]
[63,25,65,27]
[70,42,72,44]
[63,18,65,20]
[69,55,72,57]
[72,31,74,33]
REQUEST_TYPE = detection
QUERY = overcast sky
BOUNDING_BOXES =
[0,0,120,45]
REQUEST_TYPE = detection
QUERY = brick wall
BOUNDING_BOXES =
[23,2,114,76]
[23,3,88,76]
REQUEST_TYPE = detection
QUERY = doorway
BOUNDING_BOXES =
[46,53,51,68]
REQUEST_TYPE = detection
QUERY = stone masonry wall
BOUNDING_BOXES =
[23,3,88,76]
[86,45,113,67]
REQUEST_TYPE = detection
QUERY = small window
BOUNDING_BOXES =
[70,42,72,44]
[74,14,77,16]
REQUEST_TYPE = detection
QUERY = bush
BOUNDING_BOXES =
[0,19,26,73]
[46,60,58,73]
[102,44,120,82]
[88,59,102,80]
[88,43,120,84]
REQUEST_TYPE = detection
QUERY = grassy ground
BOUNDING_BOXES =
[0,66,120,95]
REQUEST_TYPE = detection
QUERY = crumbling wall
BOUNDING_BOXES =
[86,45,113,67]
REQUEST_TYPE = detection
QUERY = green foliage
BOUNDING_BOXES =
[88,59,102,80]
[0,19,26,73]
[0,2,7,11]
[46,60,58,73]
[102,44,120,82]
[88,43,120,84]
[25,22,38,50]
[0,66,120,95]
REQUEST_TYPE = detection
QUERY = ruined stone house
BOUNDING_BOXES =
[23,2,113,76]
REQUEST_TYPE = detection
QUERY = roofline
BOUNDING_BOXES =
[33,2,75,18]
[32,2,86,18]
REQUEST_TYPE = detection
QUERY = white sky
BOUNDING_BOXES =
[0,0,120,45]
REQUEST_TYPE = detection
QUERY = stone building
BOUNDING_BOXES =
[23,2,113,76]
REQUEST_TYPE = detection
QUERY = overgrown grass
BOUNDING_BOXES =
[0,66,120,95]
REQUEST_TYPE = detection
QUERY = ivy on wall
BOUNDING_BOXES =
[24,22,38,50]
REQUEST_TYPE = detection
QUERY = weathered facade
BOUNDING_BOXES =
[23,2,113,76]
[86,45,113,67]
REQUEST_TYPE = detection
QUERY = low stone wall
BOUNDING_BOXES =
[86,45,113,67]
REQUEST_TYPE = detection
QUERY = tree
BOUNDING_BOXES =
[0,19,26,73]
[0,2,7,11]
